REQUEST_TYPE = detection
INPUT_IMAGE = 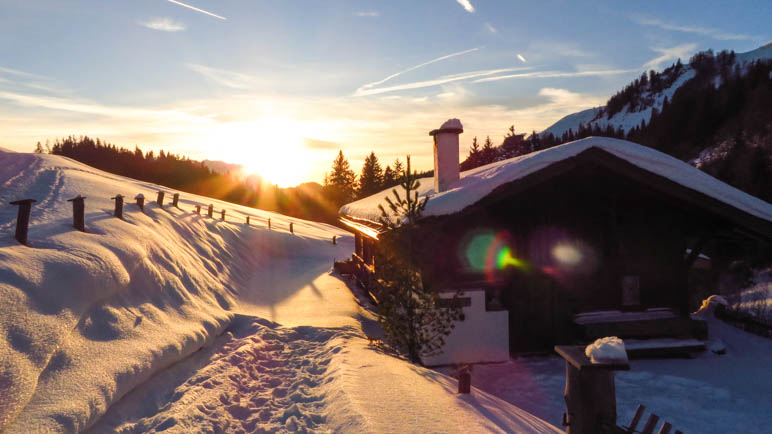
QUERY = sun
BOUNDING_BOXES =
[215,118,311,187]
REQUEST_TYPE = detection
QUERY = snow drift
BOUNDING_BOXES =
[0,150,347,431]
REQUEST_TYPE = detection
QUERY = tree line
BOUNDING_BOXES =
[39,136,341,224]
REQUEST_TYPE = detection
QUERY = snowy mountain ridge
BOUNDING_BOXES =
[541,43,772,139]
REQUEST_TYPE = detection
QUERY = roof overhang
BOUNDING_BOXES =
[339,215,382,240]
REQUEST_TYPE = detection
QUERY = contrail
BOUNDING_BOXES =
[167,0,226,20]
[360,47,480,91]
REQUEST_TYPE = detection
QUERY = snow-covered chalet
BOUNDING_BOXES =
[339,119,772,366]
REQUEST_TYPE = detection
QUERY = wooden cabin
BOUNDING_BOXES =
[339,120,772,361]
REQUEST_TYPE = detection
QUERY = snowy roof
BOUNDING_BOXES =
[340,137,772,230]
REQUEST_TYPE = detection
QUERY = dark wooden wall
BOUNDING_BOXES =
[413,162,732,351]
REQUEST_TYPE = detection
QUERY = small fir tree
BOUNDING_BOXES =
[324,150,358,205]
[358,151,384,198]
[373,156,461,364]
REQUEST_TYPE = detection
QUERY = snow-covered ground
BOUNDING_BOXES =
[447,310,772,434]
[0,150,561,433]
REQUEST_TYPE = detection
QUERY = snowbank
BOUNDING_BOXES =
[0,150,348,432]
[585,337,628,364]
[341,137,772,224]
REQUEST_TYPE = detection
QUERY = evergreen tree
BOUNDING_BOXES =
[358,151,384,198]
[382,165,396,188]
[481,135,497,165]
[324,150,358,205]
[462,136,482,170]
[374,156,461,364]
[33,142,44,153]
[392,158,404,180]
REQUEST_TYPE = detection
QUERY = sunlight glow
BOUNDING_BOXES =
[213,118,310,187]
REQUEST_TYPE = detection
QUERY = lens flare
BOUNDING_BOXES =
[552,244,582,266]
[497,247,523,269]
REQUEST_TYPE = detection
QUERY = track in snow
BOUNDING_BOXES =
[90,315,353,433]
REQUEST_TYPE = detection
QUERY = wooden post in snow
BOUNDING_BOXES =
[172,193,179,208]
[156,191,165,207]
[135,194,145,211]
[268,218,271,230]
[111,194,124,219]
[66,195,86,232]
[555,345,628,434]
[246,216,250,225]
[332,235,337,245]
[221,209,226,221]
[195,205,201,215]
[9,199,35,245]
[458,366,471,394]
[207,204,213,219]
[290,222,294,234]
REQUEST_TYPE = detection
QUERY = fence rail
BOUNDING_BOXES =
[6,190,340,246]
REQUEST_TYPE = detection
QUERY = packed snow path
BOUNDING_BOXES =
[90,317,348,433]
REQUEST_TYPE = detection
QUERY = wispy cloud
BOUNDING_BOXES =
[485,23,497,34]
[355,67,531,96]
[355,11,380,17]
[456,0,475,13]
[473,68,634,83]
[167,0,226,20]
[517,54,527,63]
[356,47,481,94]
[186,64,257,89]
[633,16,752,41]
[139,17,186,32]
[0,66,49,81]
[642,43,698,70]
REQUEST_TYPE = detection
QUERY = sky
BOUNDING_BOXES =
[0,0,769,186]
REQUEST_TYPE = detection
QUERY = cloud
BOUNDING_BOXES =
[167,0,226,20]
[456,0,475,13]
[356,47,480,93]
[485,23,497,33]
[139,17,186,32]
[642,43,698,70]
[633,16,753,41]
[355,11,380,17]
[355,67,531,96]
[517,54,527,63]
[473,68,634,83]
[186,64,258,89]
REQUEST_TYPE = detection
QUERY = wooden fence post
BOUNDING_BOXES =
[332,235,337,245]
[246,216,250,225]
[9,199,35,245]
[207,204,213,218]
[67,195,86,232]
[555,346,628,434]
[156,191,165,207]
[268,218,271,230]
[458,367,471,394]
[221,209,226,221]
[135,194,145,211]
[111,194,124,219]
[172,193,179,208]
[195,205,201,215]
[290,222,294,234]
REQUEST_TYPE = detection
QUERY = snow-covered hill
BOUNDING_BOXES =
[0,150,562,433]
[541,42,772,138]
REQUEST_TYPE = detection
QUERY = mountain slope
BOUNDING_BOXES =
[542,43,772,138]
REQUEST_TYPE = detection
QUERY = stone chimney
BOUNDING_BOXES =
[429,118,463,193]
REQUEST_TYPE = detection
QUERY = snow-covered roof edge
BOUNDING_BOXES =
[339,137,772,230]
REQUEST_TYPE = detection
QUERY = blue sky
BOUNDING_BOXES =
[1,0,769,185]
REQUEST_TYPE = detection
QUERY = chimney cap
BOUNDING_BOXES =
[429,118,463,136]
